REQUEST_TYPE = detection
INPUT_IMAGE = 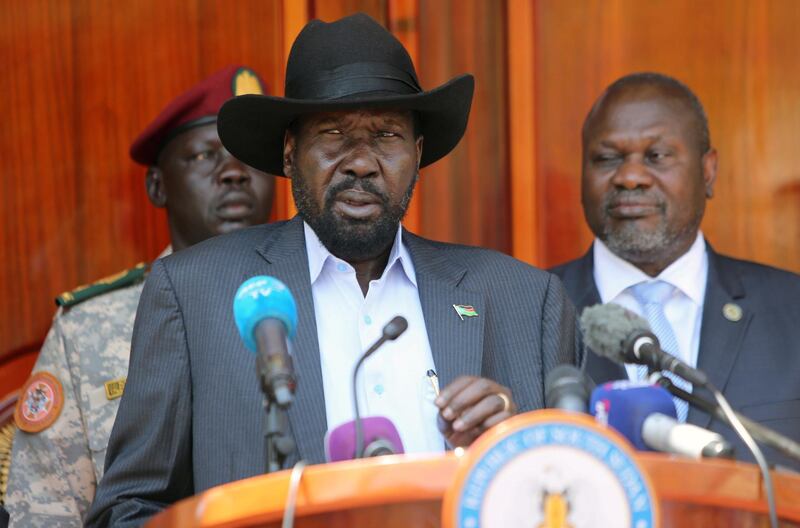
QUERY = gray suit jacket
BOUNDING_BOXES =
[551,245,800,469]
[86,217,579,526]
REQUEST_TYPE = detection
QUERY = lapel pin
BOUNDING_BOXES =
[722,303,743,322]
[453,304,478,321]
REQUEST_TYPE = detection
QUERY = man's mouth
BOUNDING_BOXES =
[332,189,382,220]
[606,199,663,219]
[217,193,254,221]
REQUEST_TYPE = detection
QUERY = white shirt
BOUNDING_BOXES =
[592,232,708,381]
[304,222,444,454]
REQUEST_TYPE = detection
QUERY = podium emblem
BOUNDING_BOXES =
[443,410,659,528]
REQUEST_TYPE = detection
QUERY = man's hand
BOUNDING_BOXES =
[434,376,516,447]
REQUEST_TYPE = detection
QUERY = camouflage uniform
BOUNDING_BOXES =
[6,252,169,527]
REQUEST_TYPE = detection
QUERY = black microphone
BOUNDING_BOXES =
[579,303,708,387]
[352,316,408,458]
[545,364,594,414]
[580,303,779,527]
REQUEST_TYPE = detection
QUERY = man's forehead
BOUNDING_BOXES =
[158,122,220,164]
[587,90,694,143]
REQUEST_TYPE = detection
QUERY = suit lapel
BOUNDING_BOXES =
[404,232,485,389]
[565,250,628,383]
[253,217,327,464]
[690,248,751,428]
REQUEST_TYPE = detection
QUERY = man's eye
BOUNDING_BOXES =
[189,150,215,162]
[323,129,342,135]
[647,150,670,163]
[377,131,398,138]
[592,153,619,164]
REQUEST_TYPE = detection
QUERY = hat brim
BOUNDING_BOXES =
[218,74,474,176]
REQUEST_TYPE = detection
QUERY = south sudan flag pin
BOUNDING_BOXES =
[453,304,478,320]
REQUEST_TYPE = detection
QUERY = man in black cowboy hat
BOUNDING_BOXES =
[87,14,578,525]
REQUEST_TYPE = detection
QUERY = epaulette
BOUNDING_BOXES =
[55,262,148,308]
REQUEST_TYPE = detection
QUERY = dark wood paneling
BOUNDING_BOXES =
[533,0,800,271]
[0,0,284,359]
[4,0,799,371]
[417,0,509,252]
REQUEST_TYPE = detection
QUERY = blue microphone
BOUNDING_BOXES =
[233,276,298,407]
[590,381,676,451]
[591,381,733,459]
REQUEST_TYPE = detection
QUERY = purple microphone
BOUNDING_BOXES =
[325,416,405,462]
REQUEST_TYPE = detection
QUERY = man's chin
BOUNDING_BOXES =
[214,220,252,235]
[315,216,397,261]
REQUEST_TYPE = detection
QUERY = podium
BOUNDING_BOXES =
[148,412,800,527]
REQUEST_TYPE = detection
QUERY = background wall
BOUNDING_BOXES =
[1,0,799,390]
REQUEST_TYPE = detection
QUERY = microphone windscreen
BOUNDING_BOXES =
[590,381,677,450]
[233,276,298,353]
[325,416,405,462]
[579,303,651,362]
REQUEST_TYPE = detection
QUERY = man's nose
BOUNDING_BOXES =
[611,159,654,190]
[216,149,252,185]
[338,141,379,179]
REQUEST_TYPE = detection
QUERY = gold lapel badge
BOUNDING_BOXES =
[722,303,743,322]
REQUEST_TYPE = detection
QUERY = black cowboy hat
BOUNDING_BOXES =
[217,13,474,176]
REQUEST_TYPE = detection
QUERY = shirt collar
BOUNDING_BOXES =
[593,231,707,305]
[303,222,417,287]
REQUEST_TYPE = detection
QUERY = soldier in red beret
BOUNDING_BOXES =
[6,65,275,527]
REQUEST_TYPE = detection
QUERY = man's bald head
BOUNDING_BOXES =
[579,72,718,276]
[582,72,711,156]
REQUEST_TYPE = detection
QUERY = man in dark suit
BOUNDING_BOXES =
[551,72,800,469]
[87,14,578,526]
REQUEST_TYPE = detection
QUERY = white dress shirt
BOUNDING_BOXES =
[304,222,444,454]
[592,232,708,381]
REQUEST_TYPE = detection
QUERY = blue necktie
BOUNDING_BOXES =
[630,281,690,422]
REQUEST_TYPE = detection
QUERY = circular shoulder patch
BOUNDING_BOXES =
[15,372,64,433]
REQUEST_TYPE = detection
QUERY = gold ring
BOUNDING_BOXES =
[496,393,511,413]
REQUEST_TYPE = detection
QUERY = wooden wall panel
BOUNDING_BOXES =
[531,0,800,272]
[417,0,509,251]
[0,0,284,360]
[4,0,799,368]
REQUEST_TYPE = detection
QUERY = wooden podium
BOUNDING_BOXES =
[148,412,800,527]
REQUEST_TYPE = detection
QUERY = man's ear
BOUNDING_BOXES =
[415,135,424,171]
[283,130,296,178]
[146,167,167,207]
[702,148,718,199]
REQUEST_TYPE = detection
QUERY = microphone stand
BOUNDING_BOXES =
[653,374,800,463]
[352,316,408,459]
[257,351,296,473]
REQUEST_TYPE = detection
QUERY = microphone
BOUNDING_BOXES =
[580,303,708,387]
[352,316,408,459]
[545,364,595,414]
[591,381,734,459]
[325,416,404,462]
[652,373,800,464]
[581,304,777,526]
[233,276,298,408]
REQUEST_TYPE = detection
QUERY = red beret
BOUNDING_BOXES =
[130,65,266,166]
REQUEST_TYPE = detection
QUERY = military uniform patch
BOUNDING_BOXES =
[15,372,64,433]
[104,378,126,400]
